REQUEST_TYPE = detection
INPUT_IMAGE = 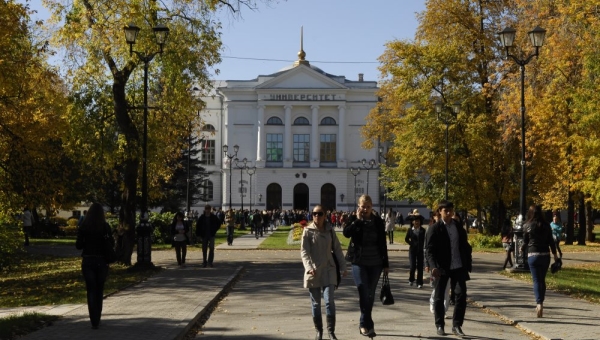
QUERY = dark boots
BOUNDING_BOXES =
[313,316,323,340]
[326,315,337,340]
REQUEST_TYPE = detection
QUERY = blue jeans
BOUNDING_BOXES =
[528,254,551,304]
[81,256,108,327]
[309,285,336,318]
[351,264,383,330]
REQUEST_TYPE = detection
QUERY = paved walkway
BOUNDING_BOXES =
[2,230,599,340]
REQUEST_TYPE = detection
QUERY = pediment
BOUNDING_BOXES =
[256,64,347,90]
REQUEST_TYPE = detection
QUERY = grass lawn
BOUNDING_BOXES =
[0,253,160,308]
[0,312,60,340]
[500,262,600,304]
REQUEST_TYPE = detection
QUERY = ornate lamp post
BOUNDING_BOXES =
[378,145,390,217]
[223,144,239,210]
[246,166,256,211]
[361,159,377,196]
[498,26,546,270]
[123,23,169,268]
[349,168,361,209]
[234,158,248,212]
[434,99,461,201]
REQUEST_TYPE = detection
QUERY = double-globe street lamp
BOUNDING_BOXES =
[246,165,257,211]
[378,146,390,216]
[434,99,461,201]
[223,144,239,210]
[361,159,377,196]
[498,26,546,270]
[123,23,169,268]
[349,168,361,209]
[234,158,249,212]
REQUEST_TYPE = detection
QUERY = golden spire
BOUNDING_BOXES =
[294,26,310,66]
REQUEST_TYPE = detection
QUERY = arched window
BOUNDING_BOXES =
[293,117,310,125]
[320,117,336,125]
[202,124,216,131]
[266,117,283,125]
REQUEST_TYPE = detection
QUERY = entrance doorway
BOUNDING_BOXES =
[320,183,336,211]
[266,183,282,210]
[293,183,309,211]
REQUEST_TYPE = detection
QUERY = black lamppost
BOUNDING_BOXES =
[246,166,256,211]
[434,99,461,201]
[361,159,377,196]
[349,168,361,209]
[234,158,248,212]
[123,23,169,268]
[223,144,239,210]
[498,26,546,270]
[378,145,390,217]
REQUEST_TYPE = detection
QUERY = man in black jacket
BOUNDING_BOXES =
[425,200,472,337]
[196,205,221,267]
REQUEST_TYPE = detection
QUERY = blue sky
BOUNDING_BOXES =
[24,0,426,81]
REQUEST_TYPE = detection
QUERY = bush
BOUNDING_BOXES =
[0,212,24,270]
[150,212,175,244]
[469,233,502,248]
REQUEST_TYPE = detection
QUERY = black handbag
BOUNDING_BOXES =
[330,229,341,288]
[379,273,394,305]
[345,240,355,262]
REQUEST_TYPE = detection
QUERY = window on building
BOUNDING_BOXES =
[200,180,213,201]
[320,134,336,162]
[266,117,283,125]
[320,117,337,125]
[200,139,215,165]
[266,134,283,162]
[293,134,310,162]
[293,117,310,125]
[202,124,216,131]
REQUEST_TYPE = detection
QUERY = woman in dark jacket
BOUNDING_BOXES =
[343,194,389,337]
[405,211,426,287]
[75,202,113,329]
[522,205,559,318]
[171,211,189,266]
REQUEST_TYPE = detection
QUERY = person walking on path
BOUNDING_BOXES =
[75,202,113,330]
[522,205,560,318]
[501,220,514,269]
[301,204,347,340]
[405,210,426,288]
[225,209,235,246]
[550,214,563,259]
[343,194,389,338]
[171,212,189,266]
[196,205,220,268]
[425,200,472,337]
[21,207,34,246]
[384,209,395,244]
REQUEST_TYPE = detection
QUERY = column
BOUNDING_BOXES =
[257,105,265,163]
[310,105,319,168]
[337,105,346,167]
[284,105,293,167]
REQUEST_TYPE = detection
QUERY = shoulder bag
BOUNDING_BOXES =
[379,273,394,305]
[330,229,341,288]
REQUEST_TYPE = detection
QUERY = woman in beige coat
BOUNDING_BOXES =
[301,204,347,340]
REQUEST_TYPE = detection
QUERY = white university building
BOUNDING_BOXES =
[194,44,426,216]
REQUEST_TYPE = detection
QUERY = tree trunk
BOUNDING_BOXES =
[577,193,586,245]
[113,73,140,265]
[586,200,595,242]
[565,190,575,245]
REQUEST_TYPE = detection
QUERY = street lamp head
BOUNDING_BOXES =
[452,101,461,114]
[378,145,384,155]
[340,193,345,202]
[242,158,248,166]
[528,26,546,48]
[369,159,377,167]
[222,144,228,154]
[152,24,170,53]
[498,27,516,48]
[233,144,240,153]
[434,98,443,114]
[124,23,140,45]
[361,159,367,166]
[258,194,262,202]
